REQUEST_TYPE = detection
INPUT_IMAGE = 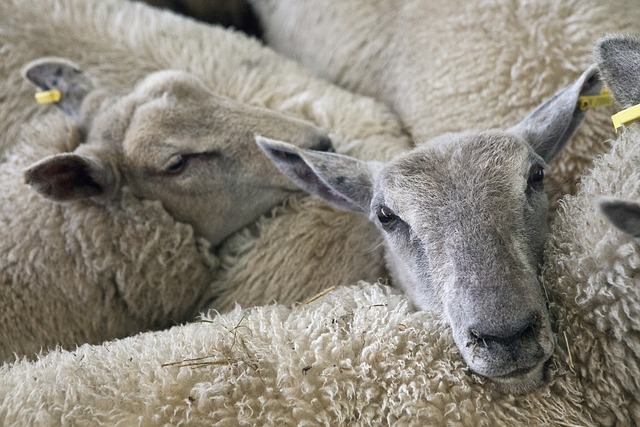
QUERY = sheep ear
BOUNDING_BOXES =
[256,136,376,213]
[22,58,94,122]
[24,152,118,203]
[509,65,602,162]
[598,197,640,238]
[595,35,640,108]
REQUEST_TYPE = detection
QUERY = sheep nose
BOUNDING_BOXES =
[310,135,334,152]
[469,312,538,349]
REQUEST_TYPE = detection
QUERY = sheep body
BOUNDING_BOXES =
[0,0,410,361]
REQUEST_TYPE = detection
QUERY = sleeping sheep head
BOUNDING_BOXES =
[22,58,332,245]
[257,66,602,394]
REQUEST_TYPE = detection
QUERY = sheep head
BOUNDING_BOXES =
[257,66,601,394]
[22,58,332,245]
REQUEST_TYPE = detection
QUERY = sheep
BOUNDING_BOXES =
[22,58,333,245]
[257,65,600,394]
[1,34,638,427]
[0,57,334,363]
[1,0,411,306]
[537,33,640,424]
[248,0,640,205]
[0,0,411,361]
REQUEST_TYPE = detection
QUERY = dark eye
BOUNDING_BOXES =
[528,165,544,186]
[164,155,188,174]
[376,205,399,228]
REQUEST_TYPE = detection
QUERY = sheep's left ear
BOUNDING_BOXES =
[595,35,640,108]
[24,150,119,204]
[510,65,602,162]
[598,197,640,238]
[256,135,377,213]
[22,57,94,122]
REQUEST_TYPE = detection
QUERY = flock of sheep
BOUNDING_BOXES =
[0,0,639,425]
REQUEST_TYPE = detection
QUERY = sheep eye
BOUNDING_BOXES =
[376,205,399,228]
[527,165,544,185]
[164,155,188,174]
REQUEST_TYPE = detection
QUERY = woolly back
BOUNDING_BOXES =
[542,126,640,423]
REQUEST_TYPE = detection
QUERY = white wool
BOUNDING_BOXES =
[0,281,598,425]
[1,0,639,424]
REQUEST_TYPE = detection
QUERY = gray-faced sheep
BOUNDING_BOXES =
[257,66,600,394]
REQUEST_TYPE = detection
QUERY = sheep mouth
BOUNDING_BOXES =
[459,331,555,394]
[493,365,536,380]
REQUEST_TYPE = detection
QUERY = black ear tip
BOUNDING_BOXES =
[310,135,334,152]
[597,197,615,214]
[23,165,39,185]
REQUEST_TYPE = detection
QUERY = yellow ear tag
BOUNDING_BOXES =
[578,88,613,110]
[611,103,640,132]
[35,89,62,104]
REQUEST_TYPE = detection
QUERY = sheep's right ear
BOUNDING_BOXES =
[22,58,94,122]
[595,35,640,107]
[509,65,602,162]
[24,152,119,203]
[598,197,640,238]
[256,136,377,213]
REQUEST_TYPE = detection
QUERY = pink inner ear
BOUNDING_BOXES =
[25,156,103,201]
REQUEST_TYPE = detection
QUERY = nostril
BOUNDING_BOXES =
[310,135,334,152]
[507,321,536,345]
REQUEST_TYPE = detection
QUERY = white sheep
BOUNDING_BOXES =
[0,57,333,363]
[249,0,640,204]
[0,0,411,361]
[1,34,638,427]
[256,64,600,394]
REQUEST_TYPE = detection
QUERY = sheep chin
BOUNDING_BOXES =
[490,362,547,395]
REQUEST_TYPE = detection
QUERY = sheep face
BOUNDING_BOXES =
[373,132,555,393]
[22,60,332,245]
[257,65,600,394]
